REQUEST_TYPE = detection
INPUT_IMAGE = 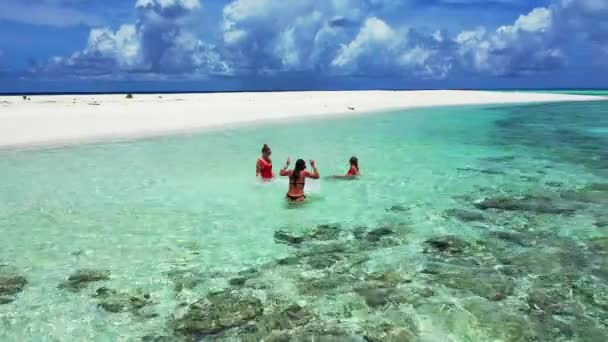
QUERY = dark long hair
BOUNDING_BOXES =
[350,156,359,171]
[261,144,271,154]
[292,159,306,181]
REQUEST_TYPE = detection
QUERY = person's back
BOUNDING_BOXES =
[280,158,319,202]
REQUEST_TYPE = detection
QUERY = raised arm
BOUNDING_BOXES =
[279,157,291,176]
[307,160,320,179]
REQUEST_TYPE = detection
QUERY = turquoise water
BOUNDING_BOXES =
[1,101,608,341]
[547,90,608,96]
[500,89,608,97]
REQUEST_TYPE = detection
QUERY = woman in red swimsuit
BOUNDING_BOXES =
[256,144,274,180]
[280,158,320,202]
[346,156,360,177]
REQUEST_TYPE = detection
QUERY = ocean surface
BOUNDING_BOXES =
[1,99,608,341]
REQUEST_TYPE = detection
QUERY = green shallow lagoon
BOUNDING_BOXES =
[1,101,608,341]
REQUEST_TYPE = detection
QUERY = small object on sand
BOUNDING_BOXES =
[347,106,356,111]
[22,96,26,100]
[126,93,134,99]
[88,102,100,106]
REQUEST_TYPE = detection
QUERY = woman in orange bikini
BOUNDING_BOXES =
[346,156,359,177]
[280,158,320,202]
[329,156,360,179]
[256,144,274,180]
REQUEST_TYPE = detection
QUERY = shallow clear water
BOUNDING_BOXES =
[1,101,608,341]
[501,89,608,97]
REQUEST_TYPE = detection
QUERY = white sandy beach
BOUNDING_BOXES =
[0,90,604,149]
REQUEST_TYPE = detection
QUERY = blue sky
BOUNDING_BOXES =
[0,0,607,92]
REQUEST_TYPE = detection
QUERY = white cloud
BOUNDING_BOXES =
[332,17,397,68]
[41,0,229,76]
[332,18,453,79]
[220,0,355,73]
[86,25,141,67]
[135,0,201,10]
[28,0,608,80]
[399,46,432,66]
[498,7,552,35]
[455,6,564,75]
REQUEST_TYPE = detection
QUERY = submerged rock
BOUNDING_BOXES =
[423,235,472,255]
[309,224,342,241]
[0,296,15,305]
[229,277,247,286]
[588,237,608,254]
[0,274,27,297]
[95,287,152,313]
[298,274,354,295]
[353,271,414,309]
[584,183,608,192]
[363,323,417,342]
[501,249,578,276]
[523,274,608,340]
[386,205,409,212]
[529,312,608,342]
[237,268,259,277]
[141,335,181,342]
[460,298,535,341]
[355,284,395,309]
[365,271,411,287]
[296,242,350,258]
[423,262,514,301]
[167,269,202,293]
[391,285,435,307]
[480,155,516,163]
[255,304,315,334]
[457,167,506,175]
[274,224,342,246]
[573,277,608,311]
[445,209,485,222]
[527,288,576,315]
[170,291,263,337]
[277,256,299,266]
[352,226,367,239]
[489,230,532,247]
[354,286,392,308]
[474,196,577,214]
[305,253,344,269]
[365,227,395,242]
[93,287,153,314]
[561,190,608,204]
[435,269,514,301]
[59,269,110,292]
[595,216,608,228]
[274,230,305,246]
[283,322,357,341]
[353,226,402,248]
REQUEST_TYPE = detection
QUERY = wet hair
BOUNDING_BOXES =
[350,156,359,170]
[261,144,271,154]
[292,159,306,181]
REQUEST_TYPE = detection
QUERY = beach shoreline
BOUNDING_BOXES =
[0,90,605,150]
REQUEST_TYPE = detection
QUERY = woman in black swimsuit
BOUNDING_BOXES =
[280,158,320,202]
